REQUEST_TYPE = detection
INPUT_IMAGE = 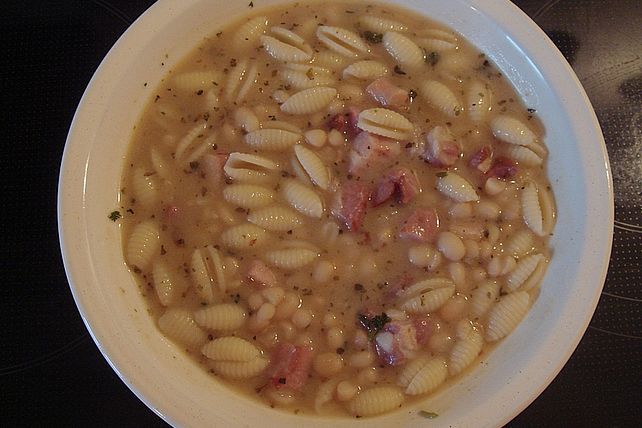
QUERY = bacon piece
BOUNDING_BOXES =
[487,157,518,179]
[398,208,440,242]
[422,126,461,168]
[246,260,277,288]
[267,343,314,390]
[412,316,436,345]
[372,168,421,206]
[374,320,419,366]
[201,153,229,186]
[382,273,415,302]
[366,77,409,108]
[332,181,370,231]
[349,131,401,175]
[469,145,493,173]
[328,107,360,140]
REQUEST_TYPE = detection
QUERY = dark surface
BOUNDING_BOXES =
[1,0,640,426]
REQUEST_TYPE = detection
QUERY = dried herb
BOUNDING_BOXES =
[418,410,439,419]
[358,312,391,340]
[363,31,383,44]
[425,51,440,66]
[436,171,448,178]
[108,210,122,221]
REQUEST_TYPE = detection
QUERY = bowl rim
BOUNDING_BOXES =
[58,0,613,426]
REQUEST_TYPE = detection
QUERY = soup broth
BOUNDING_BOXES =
[120,0,555,418]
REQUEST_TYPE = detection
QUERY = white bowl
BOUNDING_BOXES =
[58,0,613,426]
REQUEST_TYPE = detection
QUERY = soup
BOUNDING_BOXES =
[119,0,555,418]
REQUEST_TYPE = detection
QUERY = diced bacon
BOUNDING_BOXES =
[372,168,421,206]
[487,157,518,179]
[246,260,277,288]
[412,316,436,345]
[469,145,493,173]
[422,126,461,168]
[267,343,314,390]
[201,153,229,186]
[375,320,419,366]
[349,131,401,175]
[383,273,415,302]
[332,181,370,231]
[366,78,409,108]
[398,208,440,242]
[328,107,360,140]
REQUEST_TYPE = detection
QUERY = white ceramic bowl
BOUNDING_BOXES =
[58,0,613,426]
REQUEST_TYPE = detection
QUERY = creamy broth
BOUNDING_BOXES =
[120,0,555,418]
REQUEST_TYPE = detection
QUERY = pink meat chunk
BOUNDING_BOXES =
[267,343,314,390]
[398,208,440,242]
[469,145,493,173]
[349,131,401,175]
[332,181,370,231]
[487,157,518,179]
[372,168,421,206]
[412,316,436,345]
[201,153,229,186]
[374,320,419,366]
[328,107,360,140]
[422,126,461,168]
[366,78,409,108]
[246,260,277,288]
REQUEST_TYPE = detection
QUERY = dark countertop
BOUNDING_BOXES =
[1,1,640,426]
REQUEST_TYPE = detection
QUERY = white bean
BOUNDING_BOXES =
[437,231,466,261]
[327,326,345,349]
[349,350,374,368]
[304,129,327,147]
[292,308,313,329]
[262,287,284,305]
[336,381,358,401]
[274,292,300,320]
[313,352,344,377]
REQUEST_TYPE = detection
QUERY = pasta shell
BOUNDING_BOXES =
[359,16,408,33]
[191,246,226,302]
[485,291,530,342]
[150,148,172,181]
[263,248,318,270]
[437,172,479,202]
[314,378,341,412]
[152,260,187,306]
[349,386,404,417]
[245,128,302,151]
[383,32,424,69]
[126,220,160,271]
[280,64,335,89]
[400,356,448,395]
[209,357,269,379]
[504,253,547,293]
[419,34,457,53]
[223,184,275,209]
[313,50,350,71]
[158,308,208,348]
[173,70,223,92]
[504,145,544,167]
[398,278,455,313]
[281,179,324,218]
[248,205,303,232]
[174,122,209,163]
[294,144,330,189]
[317,26,369,58]
[202,336,262,362]
[233,15,269,48]
[421,28,458,44]
[449,328,483,376]
[131,167,160,210]
[521,180,555,236]
[420,80,463,117]
[466,80,492,122]
[220,223,270,251]
[194,303,247,331]
[234,107,260,133]
[260,119,302,134]
[343,60,389,80]
[280,87,337,115]
[469,280,500,319]
[224,58,258,103]
[357,108,413,140]
[490,115,547,157]
[224,152,279,184]
[505,229,535,256]
[261,27,313,63]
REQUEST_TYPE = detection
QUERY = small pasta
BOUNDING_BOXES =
[264,247,318,270]
[195,304,247,331]
[158,308,208,348]
[245,128,302,151]
[343,60,389,80]
[131,167,160,210]
[224,58,258,103]
[504,253,547,293]
[224,152,279,184]
[466,80,492,122]
[398,278,456,313]
[220,223,270,251]
[469,280,500,319]
[152,259,187,306]
[233,15,269,48]
[316,26,369,58]
[490,115,547,157]
[247,205,303,232]
[126,220,160,271]
[280,87,337,115]
[223,184,275,209]
[449,327,483,376]
[383,32,424,69]
[485,291,531,342]
[293,144,330,189]
[349,386,404,417]
[420,80,462,117]
[399,356,448,395]
[281,179,324,218]
[202,336,262,362]
[190,246,226,302]
[261,27,313,63]
[173,70,223,92]
[209,357,269,379]
[359,15,408,33]
[437,173,479,202]
[357,108,413,140]
[505,229,535,256]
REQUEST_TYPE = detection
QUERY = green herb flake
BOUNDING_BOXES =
[425,51,440,66]
[358,312,391,340]
[108,210,122,221]
[419,410,439,419]
[436,171,448,178]
[363,31,383,44]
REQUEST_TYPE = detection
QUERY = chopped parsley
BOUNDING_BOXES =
[108,210,122,221]
[419,410,439,419]
[425,51,440,66]
[358,312,391,340]
[436,171,448,178]
[362,31,383,44]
